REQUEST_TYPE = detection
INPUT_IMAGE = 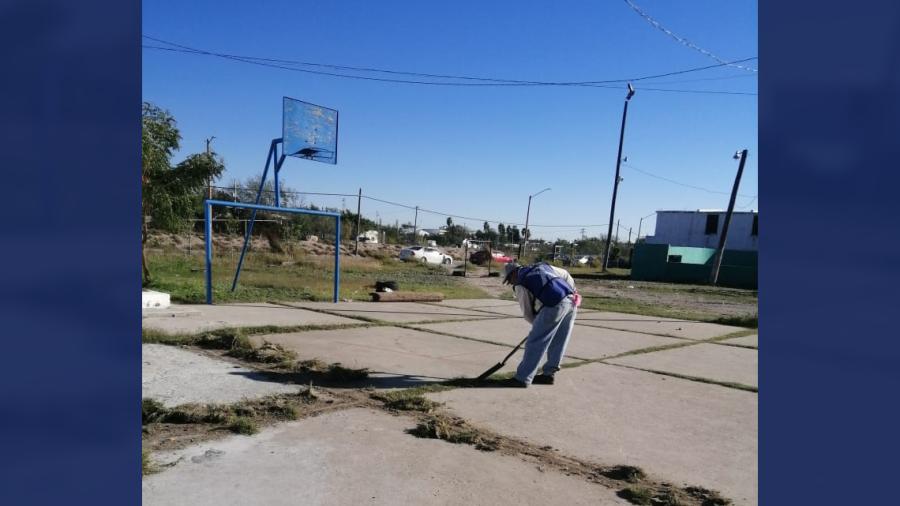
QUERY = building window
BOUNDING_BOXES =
[752,215,758,236]
[668,255,682,263]
[705,214,719,235]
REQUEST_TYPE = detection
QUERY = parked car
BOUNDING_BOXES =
[469,250,513,265]
[399,246,453,265]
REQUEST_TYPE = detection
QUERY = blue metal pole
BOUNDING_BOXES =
[274,146,283,208]
[205,200,213,304]
[232,140,278,291]
[334,216,341,303]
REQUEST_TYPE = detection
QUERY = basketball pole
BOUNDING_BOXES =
[602,83,635,272]
[232,138,279,291]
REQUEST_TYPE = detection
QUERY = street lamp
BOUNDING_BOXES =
[602,83,635,272]
[519,187,551,259]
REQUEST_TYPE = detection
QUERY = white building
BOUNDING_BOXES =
[358,230,380,243]
[645,210,758,251]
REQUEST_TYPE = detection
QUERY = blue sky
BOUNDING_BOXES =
[142,0,757,241]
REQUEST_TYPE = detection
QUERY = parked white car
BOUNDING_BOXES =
[399,246,453,265]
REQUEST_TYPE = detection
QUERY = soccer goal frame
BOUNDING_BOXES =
[203,199,341,304]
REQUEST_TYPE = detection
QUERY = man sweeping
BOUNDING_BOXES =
[499,261,581,387]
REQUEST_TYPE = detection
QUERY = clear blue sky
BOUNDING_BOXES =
[142,0,757,242]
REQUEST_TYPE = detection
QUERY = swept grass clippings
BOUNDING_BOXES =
[684,486,732,505]
[141,450,155,476]
[228,417,258,435]
[710,314,757,329]
[408,414,500,451]
[618,486,654,505]
[599,465,646,483]
[371,390,442,413]
[296,359,370,382]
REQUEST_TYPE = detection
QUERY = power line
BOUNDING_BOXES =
[142,36,756,95]
[622,163,755,198]
[622,0,758,73]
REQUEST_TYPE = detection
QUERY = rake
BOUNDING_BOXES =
[475,336,528,381]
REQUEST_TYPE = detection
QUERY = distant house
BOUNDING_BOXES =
[645,210,758,252]
[633,209,758,288]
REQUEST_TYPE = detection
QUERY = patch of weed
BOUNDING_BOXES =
[228,417,258,435]
[599,465,646,483]
[229,340,297,365]
[142,398,167,424]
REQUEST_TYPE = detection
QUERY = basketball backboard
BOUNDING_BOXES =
[282,96,338,164]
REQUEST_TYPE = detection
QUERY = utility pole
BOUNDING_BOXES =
[205,137,216,199]
[354,188,362,255]
[710,149,749,285]
[519,187,551,259]
[628,227,632,244]
[413,206,419,244]
[616,220,620,243]
[602,84,635,272]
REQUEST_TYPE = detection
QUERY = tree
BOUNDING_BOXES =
[498,223,505,239]
[446,217,453,228]
[511,226,521,244]
[142,102,224,285]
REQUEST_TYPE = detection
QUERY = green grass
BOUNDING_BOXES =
[145,251,489,303]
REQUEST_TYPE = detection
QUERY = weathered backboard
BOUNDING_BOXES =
[282,96,338,164]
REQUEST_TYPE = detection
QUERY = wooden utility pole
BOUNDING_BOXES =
[354,188,362,255]
[709,149,749,285]
[205,137,215,199]
[602,83,635,272]
[413,206,419,244]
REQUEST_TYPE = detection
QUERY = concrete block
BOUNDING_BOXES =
[428,363,757,505]
[607,343,758,388]
[720,334,757,347]
[249,326,575,387]
[142,303,359,334]
[279,301,501,323]
[142,344,298,407]
[143,408,629,505]
[412,318,683,361]
[577,311,743,340]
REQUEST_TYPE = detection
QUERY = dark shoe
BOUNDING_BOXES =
[532,374,555,385]
[497,377,528,388]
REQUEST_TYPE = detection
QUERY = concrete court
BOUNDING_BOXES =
[576,311,743,340]
[428,362,758,505]
[143,408,630,506]
[721,334,758,348]
[142,344,298,406]
[142,303,359,334]
[248,326,578,385]
[412,318,683,361]
[607,343,758,388]
[279,300,502,323]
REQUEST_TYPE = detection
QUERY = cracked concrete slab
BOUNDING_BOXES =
[142,344,298,407]
[248,326,575,387]
[412,318,683,360]
[142,303,359,334]
[435,299,597,318]
[143,408,630,506]
[607,343,758,388]
[428,363,757,505]
[720,334,758,347]
[279,300,501,323]
[576,311,743,340]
